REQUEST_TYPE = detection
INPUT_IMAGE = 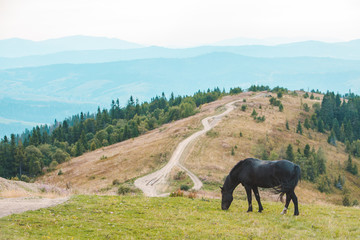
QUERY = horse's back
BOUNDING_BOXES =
[244,158,298,188]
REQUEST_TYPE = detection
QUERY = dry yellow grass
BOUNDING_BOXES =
[0,177,69,198]
[183,91,360,205]
[37,91,360,205]
[37,94,250,194]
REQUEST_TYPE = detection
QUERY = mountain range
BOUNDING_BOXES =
[1,40,360,69]
[1,36,360,137]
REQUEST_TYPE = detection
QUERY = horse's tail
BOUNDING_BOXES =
[281,164,301,193]
[278,165,301,202]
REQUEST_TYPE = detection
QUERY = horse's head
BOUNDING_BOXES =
[220,186,233,210]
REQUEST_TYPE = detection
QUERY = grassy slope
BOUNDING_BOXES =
[37,92,360,205]
[184,92,360,204]
[1,195,359,239]
[36,94,249,194]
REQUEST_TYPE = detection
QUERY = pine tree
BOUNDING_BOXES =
[14,140,25,176]
[304,118,310,129]
[317,119,324,133]
[286,120,290,130]
[304,144,311,158]
[296,121,303,135]
[279,103,284,112]
[286,144,294,161]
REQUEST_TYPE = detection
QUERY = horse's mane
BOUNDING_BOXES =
[229,158,254,178]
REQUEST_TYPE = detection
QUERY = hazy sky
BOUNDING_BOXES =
[1,0,359,46]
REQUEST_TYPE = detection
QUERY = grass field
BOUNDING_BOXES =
[1,195,359,239]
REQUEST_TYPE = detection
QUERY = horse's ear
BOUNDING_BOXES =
[220,186,223,191]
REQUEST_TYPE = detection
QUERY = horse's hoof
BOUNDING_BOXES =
[247,210,252,212]
[258,210,263,213]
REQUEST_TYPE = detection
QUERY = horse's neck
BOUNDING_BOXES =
[225,175,240,193]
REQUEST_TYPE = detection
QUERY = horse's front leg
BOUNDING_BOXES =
[245,186,252,212]
[252,186,263,212]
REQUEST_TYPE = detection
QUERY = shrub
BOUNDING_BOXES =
[112,179,121,185]
[279,103,284,112]
[303,103,310,112]
[58,170,63,176]
[174,171,186,180]
[170,189,184,197]
[343,195,351,206]
[49,160,58,170]
[20,174,30,182]
[180,185,190,191]
[231,147,235,156]
[188,191,197,199]
[241,105,247,111]
[251,109,258,117]
[118,186,131,195]
[317,175,332,193]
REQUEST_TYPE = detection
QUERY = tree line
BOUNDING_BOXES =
[0,87,241,180]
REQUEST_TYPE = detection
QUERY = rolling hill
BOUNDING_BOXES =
[37,91,360,206]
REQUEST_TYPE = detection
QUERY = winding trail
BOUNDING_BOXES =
[134,98,246,197]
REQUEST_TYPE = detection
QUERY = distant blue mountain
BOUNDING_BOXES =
[0,35,143,58]
[1,40,360,69]
[1,52,360,136]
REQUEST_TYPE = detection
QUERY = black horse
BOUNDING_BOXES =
[221,158,301,215]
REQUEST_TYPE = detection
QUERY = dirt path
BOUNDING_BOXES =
[0,197,70,218]
[135,95,258,197]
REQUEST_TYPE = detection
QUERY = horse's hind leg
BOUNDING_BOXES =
[290,191,299,216]
[245,186,253,212]
[252,186,263,212]
[281,193,291,215]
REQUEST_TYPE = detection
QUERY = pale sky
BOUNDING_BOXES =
[0,0,359,46]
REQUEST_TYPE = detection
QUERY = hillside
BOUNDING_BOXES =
[38,91,360,206]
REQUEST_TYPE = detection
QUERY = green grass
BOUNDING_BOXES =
[1,195,359,239]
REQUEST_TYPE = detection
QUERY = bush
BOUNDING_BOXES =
[241,105,247,111]
[112,179,121,185]
[343,195,351,206]
[57,170,63,176]
[303,103,310,112]
[174,171,186,180]
[20,175,30,182]
[180,185,190,191]
[118,186,131,195]
[49,160,58,170]
[206,130,219,138]
[317,175,332,193]
[188,191,197,199]
[279,103,284,112]
[170,189,184,197]
[251,109,258,117]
